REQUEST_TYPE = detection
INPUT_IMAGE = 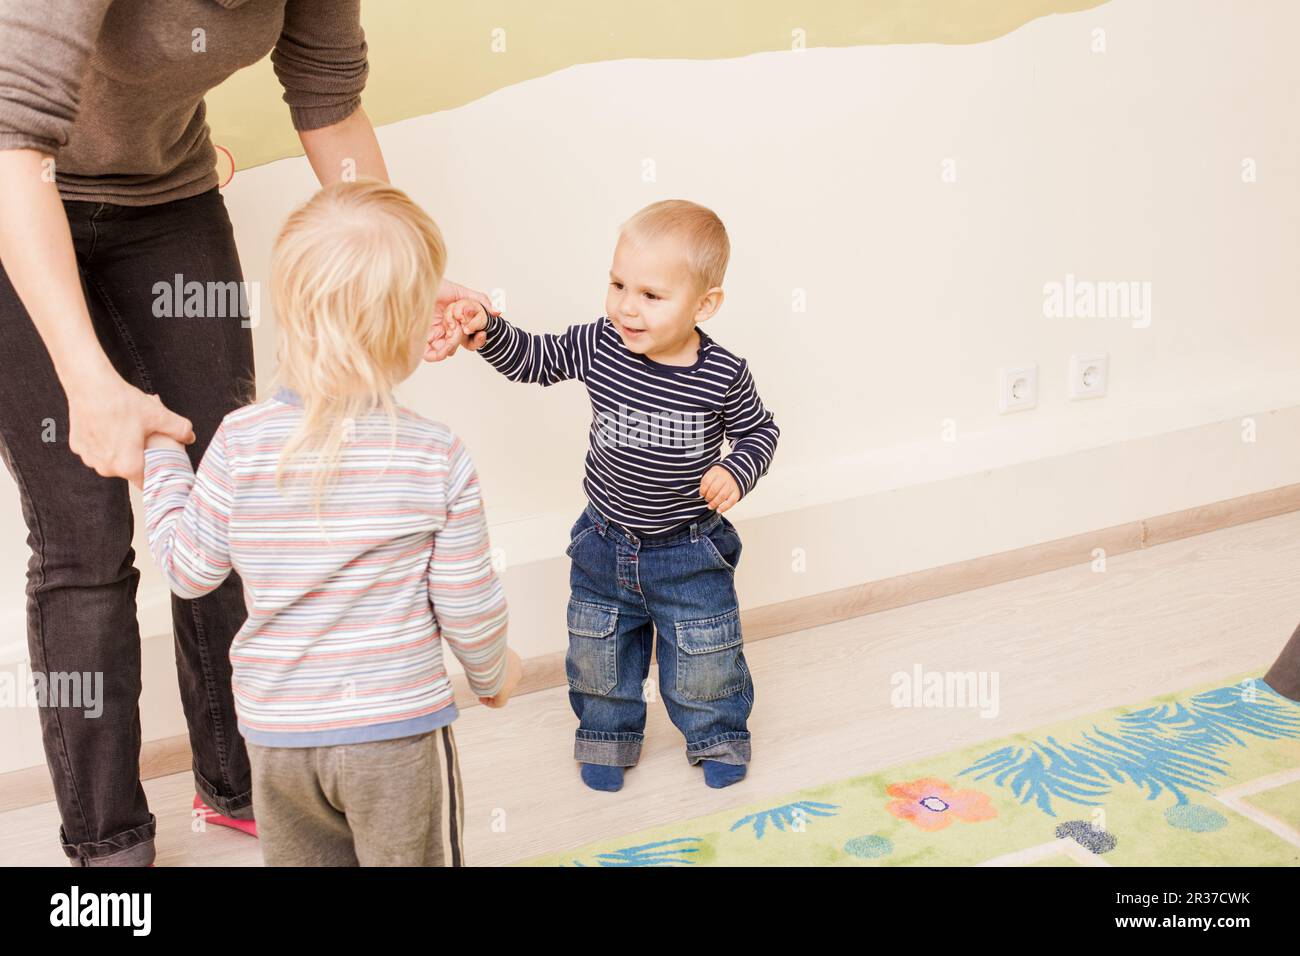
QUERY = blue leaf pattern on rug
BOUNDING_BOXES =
[567,836,704,867]
[730,800,840,839]
[957,681,1300,816]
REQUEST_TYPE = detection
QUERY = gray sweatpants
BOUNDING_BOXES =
[245,726,466,866]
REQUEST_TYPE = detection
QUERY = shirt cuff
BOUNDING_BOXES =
[143,446,194,477]
[470,671,507,700]
[478,312,507,358]
[0,131,59,155]
[143,447,192,459]
[716,457,754,499]
[287,96,363,132]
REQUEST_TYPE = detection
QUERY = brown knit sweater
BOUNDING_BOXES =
[0,0,369,205]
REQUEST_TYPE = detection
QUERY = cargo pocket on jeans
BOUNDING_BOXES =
[565,598,619,696]
[674,607,745,702]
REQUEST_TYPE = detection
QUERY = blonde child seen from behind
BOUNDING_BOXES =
[135,179,521,865]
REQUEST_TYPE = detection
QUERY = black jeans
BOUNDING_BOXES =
[0,187,256,865]
[1264,621,1300,701]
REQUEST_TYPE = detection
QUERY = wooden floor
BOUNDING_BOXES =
[4,509,1300,867]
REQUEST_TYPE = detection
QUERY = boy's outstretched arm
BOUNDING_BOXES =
[449,299,599,387]
[716,360,780,499]
[141,426,235,600]
[428,435,510,699]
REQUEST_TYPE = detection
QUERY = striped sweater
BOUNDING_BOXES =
[478,313,780,534]
[142,385,509,747]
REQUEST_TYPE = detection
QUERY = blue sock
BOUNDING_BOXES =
[580,763,625,792]
[701,759,747,789]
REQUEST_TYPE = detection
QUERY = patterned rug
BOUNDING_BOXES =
[520,672,1300,866]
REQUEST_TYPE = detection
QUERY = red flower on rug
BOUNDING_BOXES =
[886,777,997,832]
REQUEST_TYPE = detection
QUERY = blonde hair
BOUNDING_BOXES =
[267,179,447,515]
[619,199,730,293]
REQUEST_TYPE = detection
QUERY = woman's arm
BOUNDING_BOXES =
[0,150,195,484]
[0,0,194,483]
[297,108,498,358]
[274,0,384,185]
[274,0,498,357]
[298,106,389,185]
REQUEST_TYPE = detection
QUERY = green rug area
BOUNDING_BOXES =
[520,672,1300,866]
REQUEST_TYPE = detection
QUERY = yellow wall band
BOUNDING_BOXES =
[206,0,1109,173]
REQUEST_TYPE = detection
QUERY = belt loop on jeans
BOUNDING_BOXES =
[694,510,721,541]
[588,503,608,538]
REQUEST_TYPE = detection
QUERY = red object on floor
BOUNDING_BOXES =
[193,794,259,838]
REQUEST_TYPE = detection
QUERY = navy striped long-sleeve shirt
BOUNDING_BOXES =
[478,313,780,534]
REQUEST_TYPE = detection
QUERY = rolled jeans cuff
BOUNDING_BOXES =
[686,731,751,766]
[575,730,643,766]
[62,815,157,867]
[195,764,254,820]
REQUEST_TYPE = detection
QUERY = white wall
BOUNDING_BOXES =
[3,0,1300,773]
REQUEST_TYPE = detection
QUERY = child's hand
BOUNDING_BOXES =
[700,465,741,513]
[425,279,498,362]
[479,648,523,709]
[448,299,489,352]
[424,308,463,363]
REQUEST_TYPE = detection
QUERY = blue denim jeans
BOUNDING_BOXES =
[565,502,754,767]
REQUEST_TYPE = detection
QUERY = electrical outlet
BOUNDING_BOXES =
[998,365,1038,414]
[1068,352,1108,400]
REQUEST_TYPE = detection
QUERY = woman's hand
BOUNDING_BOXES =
[425,278,499,362]
[68,373,194,487]
[0,150,194,486]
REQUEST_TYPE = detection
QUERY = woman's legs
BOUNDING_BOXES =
[0,188,255,864]
[1263,622,1300,701]
[0,222,155,865]
[82,189,257,822]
